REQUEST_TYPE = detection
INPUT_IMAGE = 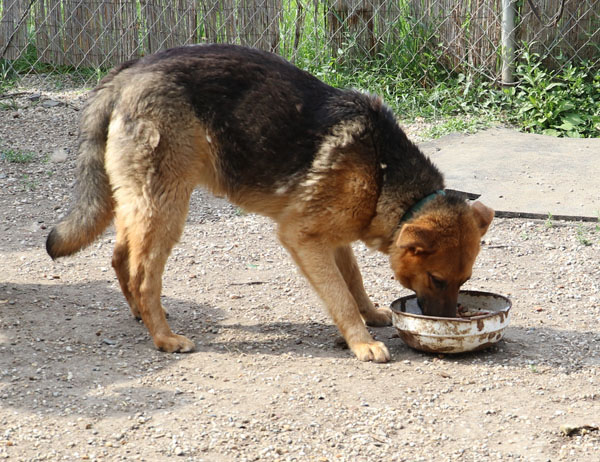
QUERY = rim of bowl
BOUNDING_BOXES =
[390,290,512,322]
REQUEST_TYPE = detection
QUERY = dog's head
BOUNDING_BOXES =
[390,199,494,317]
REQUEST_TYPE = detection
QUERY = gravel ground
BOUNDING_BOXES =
[1,80,599,461]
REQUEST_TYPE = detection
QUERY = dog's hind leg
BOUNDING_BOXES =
[279,229,390,363]
[111,225,140,319]
[113,189,195,353]
[334,246,392,327]
[112,218,171,321]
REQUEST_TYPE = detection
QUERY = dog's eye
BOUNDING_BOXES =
[429,273,447,290]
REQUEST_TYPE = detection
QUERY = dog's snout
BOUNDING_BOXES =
[418,296,458,318]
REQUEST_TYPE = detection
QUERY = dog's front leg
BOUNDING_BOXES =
[334,245,393,327]
[279,231,390,363]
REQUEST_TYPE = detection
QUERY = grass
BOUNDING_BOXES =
[287,22,599,138]
[293,36,598,139]
[529,364,540,374]
[576,223,599,247]
[20,174,37,191]
[423,117,492,139]
[576,226,592,246]
[299,55,507,138]
[1,149,36,163]
[0,99,18,111]
[1,39,104,94]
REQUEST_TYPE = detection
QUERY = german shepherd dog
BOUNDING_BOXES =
[47,44,493,362]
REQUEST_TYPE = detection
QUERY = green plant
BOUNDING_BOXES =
[529,364,539,373]
[1,34,105,91]
[0,99,18,111]
[1,149,35,163]
[505,45,600,138]
[545,212,553,229]
[20,174,37,191]
[0,60,16,92]
[576,227,592,246]
[423,116,491,139]
[274,0,507,135]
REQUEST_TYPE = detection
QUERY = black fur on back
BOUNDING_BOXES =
[133,45,340,189]
[117,44,443,201]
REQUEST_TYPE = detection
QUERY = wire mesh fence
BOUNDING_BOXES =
[1,0,599,89]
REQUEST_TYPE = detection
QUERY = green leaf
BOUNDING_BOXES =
[519,102,535,114]
[566,131,583,138]
[556,121,575,131]
[561,112,584,126]
[545,82,566,91]
[558,101,576,113]
[542,129,561,137]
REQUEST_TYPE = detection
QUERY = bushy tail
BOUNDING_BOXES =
[46,74,121,259]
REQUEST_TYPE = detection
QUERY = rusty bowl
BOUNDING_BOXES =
[390,290,511,354]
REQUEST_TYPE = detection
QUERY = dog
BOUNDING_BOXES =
[46,44,494,362]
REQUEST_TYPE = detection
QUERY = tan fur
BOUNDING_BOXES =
[389,200,494,318]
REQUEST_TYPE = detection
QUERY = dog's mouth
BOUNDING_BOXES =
[416,297,458,318]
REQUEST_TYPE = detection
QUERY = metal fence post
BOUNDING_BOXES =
[501,0,516,86]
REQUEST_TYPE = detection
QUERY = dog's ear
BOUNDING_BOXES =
[471,201,494,236]
[395,224,436,255]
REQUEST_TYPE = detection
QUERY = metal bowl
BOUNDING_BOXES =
[390,290,511,354]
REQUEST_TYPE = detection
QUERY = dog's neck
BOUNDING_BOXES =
[359,111,446,253]
[398,189,446,224]
[361,189,446,253]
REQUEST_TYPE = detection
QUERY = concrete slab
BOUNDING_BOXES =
[419,127,600,219]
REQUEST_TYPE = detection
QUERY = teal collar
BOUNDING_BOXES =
[400,189,446,224]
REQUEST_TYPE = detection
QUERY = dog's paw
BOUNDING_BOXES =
[351,340,390,363]
[154,333,195,353]
[364,306,393,327]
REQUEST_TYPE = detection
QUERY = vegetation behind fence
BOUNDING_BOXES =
[2,0,599,81]
[1,0,599,137]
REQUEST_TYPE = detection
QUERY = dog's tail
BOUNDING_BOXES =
[46,66,128,259]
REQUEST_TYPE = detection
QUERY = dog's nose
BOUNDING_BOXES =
[418,298,458,318]
[443,303,458,318]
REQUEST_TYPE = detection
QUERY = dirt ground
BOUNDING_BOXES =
[1,82,599,461]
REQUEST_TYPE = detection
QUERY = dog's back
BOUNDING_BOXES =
[113,45,388,196]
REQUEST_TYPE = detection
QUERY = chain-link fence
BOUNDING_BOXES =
[1,0,599,88]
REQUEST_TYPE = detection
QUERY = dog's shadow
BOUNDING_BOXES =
[1,279,360,418]
[2,280,597,419]
[3,280,596,366]
[0,279,351,355]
